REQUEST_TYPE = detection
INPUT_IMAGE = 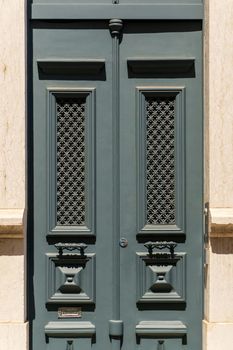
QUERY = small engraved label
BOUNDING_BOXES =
[58,307,82,319]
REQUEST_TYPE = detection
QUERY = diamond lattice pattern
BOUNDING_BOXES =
[146,97,176,225]
[56,98,86,225]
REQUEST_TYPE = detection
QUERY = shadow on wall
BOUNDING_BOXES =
[210,237,233,254]
[0,239,24,256]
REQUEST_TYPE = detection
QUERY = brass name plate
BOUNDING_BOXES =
[58,307,82,319]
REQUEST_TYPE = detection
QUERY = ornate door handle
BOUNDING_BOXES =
[54,242,88,257]
[144,241,177,258]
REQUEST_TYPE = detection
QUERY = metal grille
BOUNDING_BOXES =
[146,96,176,225]
[56,98,86,225]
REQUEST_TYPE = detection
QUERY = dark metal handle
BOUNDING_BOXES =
[144,241,177,258]
[55,242,88,257]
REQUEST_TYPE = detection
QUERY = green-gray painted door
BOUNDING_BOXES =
[31,19,203,350]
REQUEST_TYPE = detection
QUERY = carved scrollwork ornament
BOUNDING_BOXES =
[55,242,88,257]
[144,241,177,258]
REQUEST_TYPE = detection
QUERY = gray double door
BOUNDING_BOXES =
[31,20,203,350]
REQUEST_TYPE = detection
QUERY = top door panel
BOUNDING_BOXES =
[33,0,112,3]
[121,0,202,3]
[31,2,203,20]
[33,0,202,3]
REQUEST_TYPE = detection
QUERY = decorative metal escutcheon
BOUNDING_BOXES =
[119,238,128,248]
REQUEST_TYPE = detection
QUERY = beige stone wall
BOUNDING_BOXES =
[0,0,27,348]
[0,0,25,211]
[205,0,233,349]
[208,0,233,208]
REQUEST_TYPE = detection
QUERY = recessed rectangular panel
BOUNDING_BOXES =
[46,253,96,304]
[137,87,185,235]
[47,89,96,237]
[136,252,186,305]
[37,59,106,80]
[56,97,86,226]
[146,96,175,225]
[127,58,195,78]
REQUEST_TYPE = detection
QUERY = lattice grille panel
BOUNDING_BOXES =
[146,96,176,225]
[56,98,86,225]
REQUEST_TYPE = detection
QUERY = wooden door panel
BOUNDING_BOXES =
[119,21,203,350]
[32,23,113,350]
